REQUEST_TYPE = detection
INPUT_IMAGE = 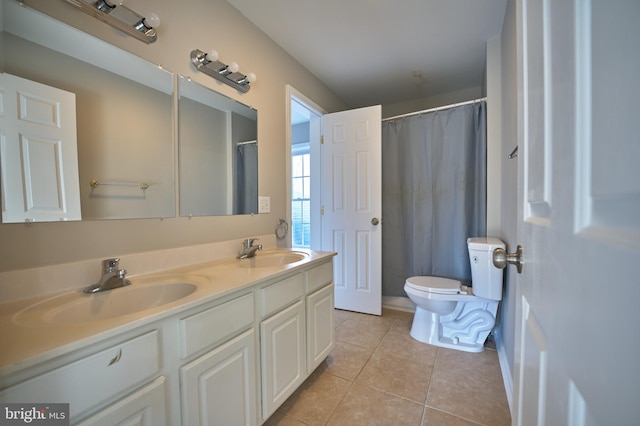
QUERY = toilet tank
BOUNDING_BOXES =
[467,237,506,301]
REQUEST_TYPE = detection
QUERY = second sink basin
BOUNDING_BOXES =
[15,276,205,325]
[237,251,308,268]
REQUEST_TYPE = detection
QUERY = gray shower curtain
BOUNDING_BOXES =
[234,143,258,214]
[381,102,487,297]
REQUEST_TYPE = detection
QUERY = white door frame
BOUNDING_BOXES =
[285,85,326,250]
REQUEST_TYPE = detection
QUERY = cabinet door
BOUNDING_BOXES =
[260,300,306,420]
[307,284,335,372]
[181,329,257,426]
[76,377,166,426]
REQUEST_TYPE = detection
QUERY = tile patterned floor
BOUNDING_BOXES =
[265,308,511,426]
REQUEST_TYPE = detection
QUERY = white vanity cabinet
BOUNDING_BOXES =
[305,262,335,373]
[306,284,335,372]
[0,330,165,423]
[181,329,257,426]
[260,299,306,420]
[0,255,335,426]
[258,262,335,422]
[179,292,258,426]
[258,274,306,420]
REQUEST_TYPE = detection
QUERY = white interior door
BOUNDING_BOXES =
[322,105,382,315]
[514,1,640,425]
[0,73,81,223]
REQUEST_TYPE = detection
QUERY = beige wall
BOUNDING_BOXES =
[0,0,347,272]
[382,87,483,119]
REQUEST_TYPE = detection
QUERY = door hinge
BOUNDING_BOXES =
[321,206,324,215]
[321,135,324,144]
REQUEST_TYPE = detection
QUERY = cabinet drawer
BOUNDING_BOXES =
[258,273,304,318]
[306,261,333,294]
[0,331,160,420]
[307,262,333,294]
[179,293,254,359]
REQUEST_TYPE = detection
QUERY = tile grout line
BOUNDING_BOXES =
[320,312,383,425]
[321,313,398,425]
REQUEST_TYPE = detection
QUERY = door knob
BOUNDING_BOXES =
[371,217,381,226]
[493,245,524,274]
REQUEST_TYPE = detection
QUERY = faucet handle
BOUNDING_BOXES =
[102,258,120,273]
[244,238,260,248]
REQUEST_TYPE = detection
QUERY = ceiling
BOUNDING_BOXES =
[227,0,508,109]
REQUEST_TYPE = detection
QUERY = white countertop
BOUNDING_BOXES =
[0,248,335,379]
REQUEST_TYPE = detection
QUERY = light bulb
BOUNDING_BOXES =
[246,73,257,83]
[207,50,219,62]
[227,62,239,73]
[144,12,161,28]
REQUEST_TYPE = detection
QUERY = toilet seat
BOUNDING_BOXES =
[405,276,463,294]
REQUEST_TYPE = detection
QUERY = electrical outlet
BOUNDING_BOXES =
[258,196,271,213]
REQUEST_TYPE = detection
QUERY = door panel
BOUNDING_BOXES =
[1,73,81,223]
[322,105,381,315]
[514,0,639,425]
[517,298,547,425]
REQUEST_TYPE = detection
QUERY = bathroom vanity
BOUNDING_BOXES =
[0,246,335,425]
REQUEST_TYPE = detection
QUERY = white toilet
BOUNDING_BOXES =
[404,237,505,353]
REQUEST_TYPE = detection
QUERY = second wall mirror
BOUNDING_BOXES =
[178,76,258,216]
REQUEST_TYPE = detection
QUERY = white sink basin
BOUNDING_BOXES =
[15,276,204,325]
[237,251,308,268]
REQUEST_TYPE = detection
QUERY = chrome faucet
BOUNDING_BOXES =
[237,238,263,259]
[83,258,131,293]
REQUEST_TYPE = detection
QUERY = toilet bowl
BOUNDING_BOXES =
[404,237,505,353]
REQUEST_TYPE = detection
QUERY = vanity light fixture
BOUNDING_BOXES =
[61,0,160,43]
[190,49,257,93]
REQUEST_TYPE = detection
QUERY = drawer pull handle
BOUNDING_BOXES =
[108,349,122,366]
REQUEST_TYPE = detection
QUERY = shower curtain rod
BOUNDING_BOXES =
[382,97,487,122]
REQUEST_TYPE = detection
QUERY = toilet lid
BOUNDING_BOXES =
[405,276,462,294]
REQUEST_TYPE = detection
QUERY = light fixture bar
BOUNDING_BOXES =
[61,0,159,44]
[190,49,255,93]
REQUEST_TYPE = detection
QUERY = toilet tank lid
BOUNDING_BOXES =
[467,237,505,251]
[406,276,462,294]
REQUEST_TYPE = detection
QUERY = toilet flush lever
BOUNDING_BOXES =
[493,246,524,274]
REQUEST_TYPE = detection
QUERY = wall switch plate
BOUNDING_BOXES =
[258,196,271,213]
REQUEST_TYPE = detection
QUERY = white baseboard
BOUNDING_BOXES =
[493,328,514,416]
[382,295,415,312]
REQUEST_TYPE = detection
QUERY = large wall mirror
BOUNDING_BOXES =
[178,76,258,216]
[1,1,259,221]
[2,2,175,220]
